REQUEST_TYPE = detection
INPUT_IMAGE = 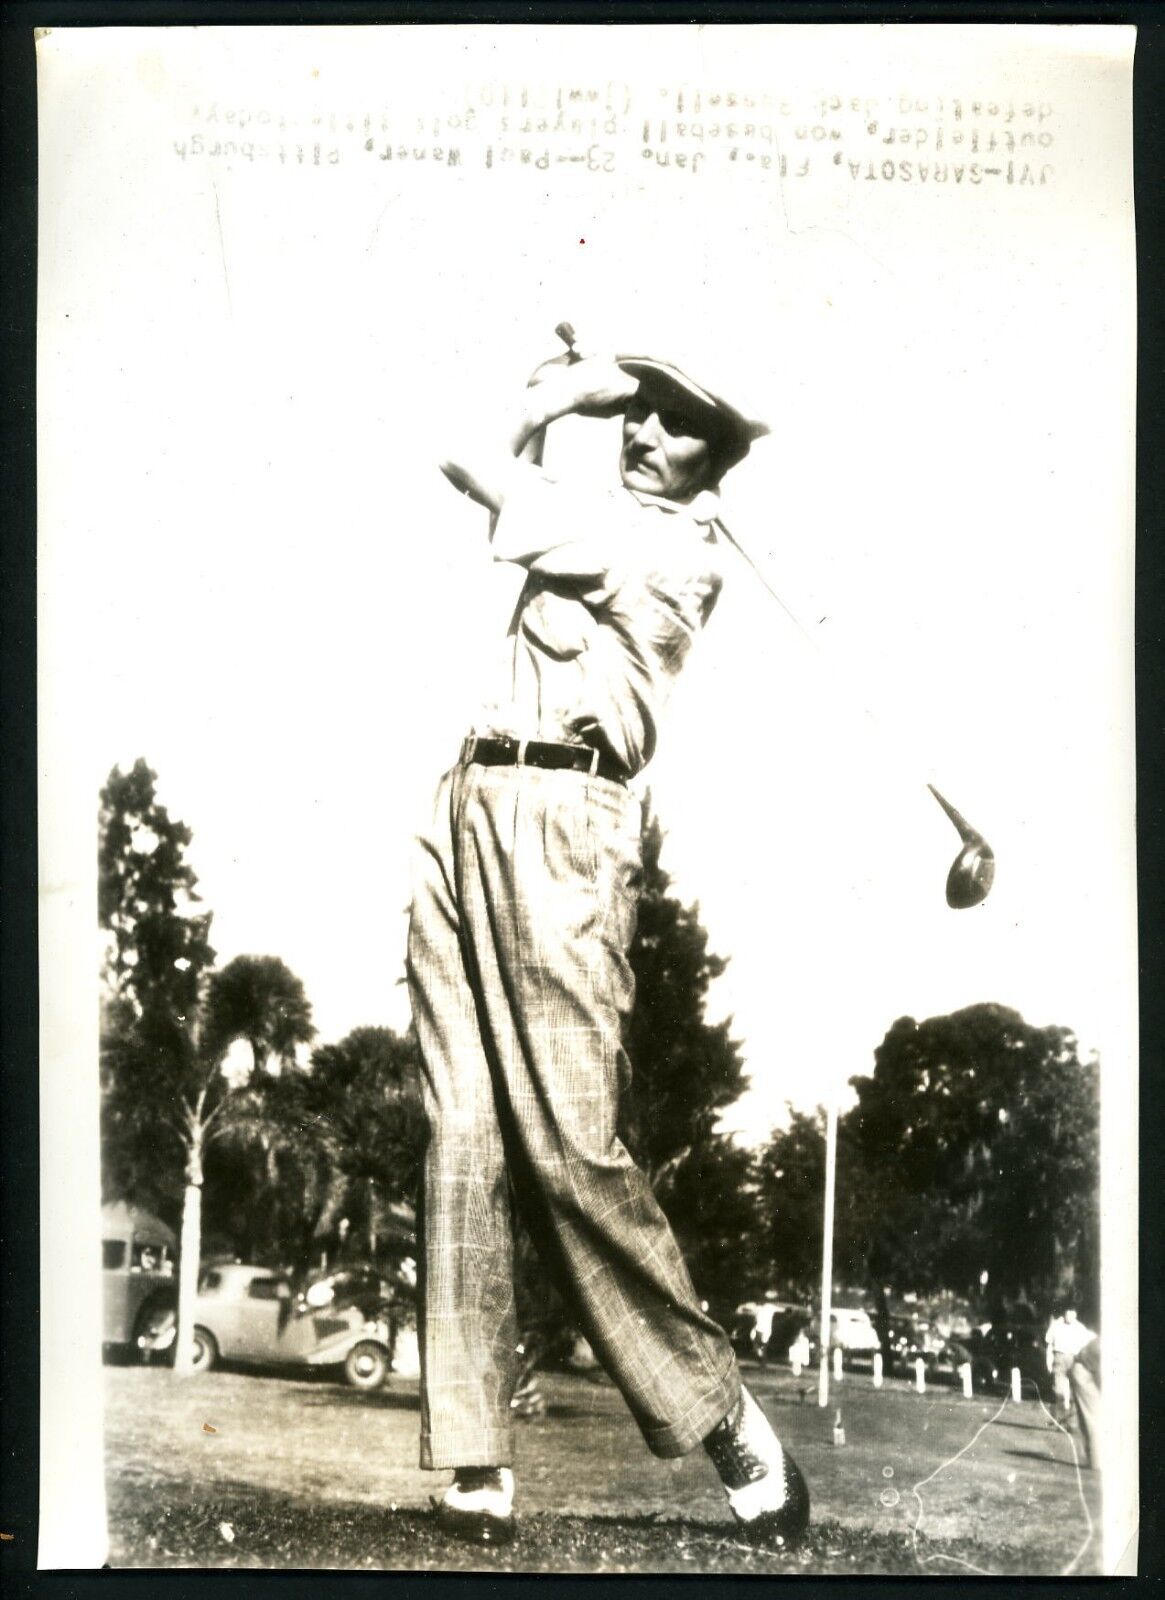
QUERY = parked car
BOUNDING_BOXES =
[829,1307,882,1356]
[925,1328,999,1389]
[768,1307,816,1365]
[139,1262,397,1389]
[101,1201,177,1360]
[729,1302,805,1362]
[984,1321,1053,1399]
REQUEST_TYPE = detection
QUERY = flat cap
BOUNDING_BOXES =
[615,354,771,449]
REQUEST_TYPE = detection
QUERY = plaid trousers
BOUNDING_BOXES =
[406,759,740,1471]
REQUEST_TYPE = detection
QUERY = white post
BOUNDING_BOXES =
[960,1361,973,1399]
[174,1177,203,1375]
[872,1351,883,1388]
[1011,1366,1022,1403]
[173,1111,205,1378]
[832,1344,844,1382]
[817,1101,838,1408]
[914,1356,926,1393]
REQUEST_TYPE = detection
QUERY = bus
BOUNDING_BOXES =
[101,1200,177,1358]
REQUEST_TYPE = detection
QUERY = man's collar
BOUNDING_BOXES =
[626,485,723,529]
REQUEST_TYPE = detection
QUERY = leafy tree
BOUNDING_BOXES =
[284,1025,424,1263]
[981,1037,1099,1316]
[197,1074,328,1268]
[755,1109,827,1293]
[190,956,318,1264]
[657,1134,762,1315]
[98,761,317,1371]
[200,1025,424,1271]
[849,1003,1099,1312]
[620,807,757,1306]
[302,1026,424,1229]
[160,957,317,1350]
[623,810,749,1174]
[750,1004,1099,1320]
[754,1108,876,1299]
[99,760,215,1217]
[99,759,216,1022]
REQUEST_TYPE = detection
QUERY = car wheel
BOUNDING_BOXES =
[344,1341,389,1391]
[133,1302,177,1366]
[191,1326,219,1373]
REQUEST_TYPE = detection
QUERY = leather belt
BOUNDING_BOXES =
[461,734,626,785]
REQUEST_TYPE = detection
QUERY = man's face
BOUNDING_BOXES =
[619,385,721,501]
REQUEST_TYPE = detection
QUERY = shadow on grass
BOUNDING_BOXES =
[106,1472,1045,1575]
[294,1385,421,1413]
[1002,1447,1090,1472]
[991,1417,1063,1433]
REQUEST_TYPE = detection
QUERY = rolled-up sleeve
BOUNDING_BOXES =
[493,468,721,607]
[490,468,633,580]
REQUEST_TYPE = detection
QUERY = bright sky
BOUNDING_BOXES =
[41,23,1137,1143]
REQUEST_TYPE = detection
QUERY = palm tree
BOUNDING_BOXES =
[201,955,315,1080]
[280,1026,424,1263]
[168,957,315,1374]
[193,1025,424,1278]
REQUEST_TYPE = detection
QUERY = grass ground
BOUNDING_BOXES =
[104,1360,1100,1574]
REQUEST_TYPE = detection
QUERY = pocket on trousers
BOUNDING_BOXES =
[542,792,598,888]
[590,796,643,961]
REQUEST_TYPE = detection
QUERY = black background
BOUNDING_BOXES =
[2,3,1161,1594]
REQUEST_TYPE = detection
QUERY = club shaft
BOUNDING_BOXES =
[551,321,988,852]
[718,507,986,847]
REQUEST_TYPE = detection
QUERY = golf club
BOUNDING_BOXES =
[927,786,997,911]
[551,321,997,911]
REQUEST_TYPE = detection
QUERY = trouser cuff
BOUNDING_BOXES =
[420,1424,514,1472]
[640,1360,742,1460]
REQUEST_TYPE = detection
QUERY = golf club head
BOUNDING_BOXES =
[946,837,996,909]
[928,785,995,909]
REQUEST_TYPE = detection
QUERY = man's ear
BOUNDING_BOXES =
[708,435,750,483]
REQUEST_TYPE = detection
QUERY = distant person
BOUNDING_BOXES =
[1066,1330,1100,1470]
[1045,1307,1094,1428]
[945,1334,972,1368]
[750,1301,780,1363]
[872,1291,894,1377]
[788,1329,812,1376]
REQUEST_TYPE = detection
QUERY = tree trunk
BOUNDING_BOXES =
[173,1133,204,1376]
[311,1163,351,1253]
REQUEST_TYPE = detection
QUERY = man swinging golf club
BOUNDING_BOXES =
[406,328,810,1550]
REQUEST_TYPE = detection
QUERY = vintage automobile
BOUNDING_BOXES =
[982,1321,1054,1399]
[878,1315,931,1375]
[101,1201,178,1359]
[828,1307,882,1356]
[140,1262,397,1389]
[730,1301,817,1366]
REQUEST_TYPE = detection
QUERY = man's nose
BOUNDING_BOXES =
[630,410,663,447]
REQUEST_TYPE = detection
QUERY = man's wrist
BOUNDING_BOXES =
[522,370,576,431]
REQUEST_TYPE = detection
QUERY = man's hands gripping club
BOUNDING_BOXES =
[438,340,639,513]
